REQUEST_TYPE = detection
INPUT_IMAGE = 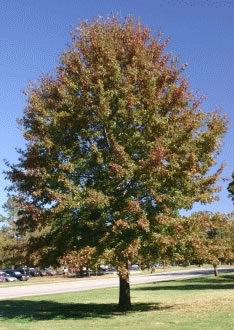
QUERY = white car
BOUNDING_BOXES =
[0,271,17,282]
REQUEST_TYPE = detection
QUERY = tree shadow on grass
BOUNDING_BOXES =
[0,300,173,321]
[134,274,234,292]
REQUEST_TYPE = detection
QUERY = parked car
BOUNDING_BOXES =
[99,265,108,272]
[4,269,29,281]
[16,268,30,280]
[4,274,18,282]
[0,271,17,282]
[41,268,56,276]
[29,268,42,277]
[130,264,140,270]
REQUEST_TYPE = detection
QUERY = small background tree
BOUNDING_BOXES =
[0,198,25,268]
[180,212,233,276]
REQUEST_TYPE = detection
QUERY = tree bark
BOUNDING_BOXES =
[118,264,131,311]
[213,264,218,277]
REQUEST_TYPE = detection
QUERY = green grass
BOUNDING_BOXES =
[0,272,234,329]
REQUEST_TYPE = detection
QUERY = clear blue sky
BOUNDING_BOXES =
[0,0,233,215]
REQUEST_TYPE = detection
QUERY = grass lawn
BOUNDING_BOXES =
[0,272,234,330]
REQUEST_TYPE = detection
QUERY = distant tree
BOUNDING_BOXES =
[0,198,25,267]
[181,212,233,276]
[228,172,234,204]
[0,229,12,268]
[0,197,19,228]
[6,17,226,310]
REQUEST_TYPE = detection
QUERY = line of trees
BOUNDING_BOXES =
[2,16,233,311]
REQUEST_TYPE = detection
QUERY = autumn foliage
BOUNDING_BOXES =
[6,16,227,310]
[179,212,233,271]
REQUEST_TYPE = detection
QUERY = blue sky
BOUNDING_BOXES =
[0,0,233,215]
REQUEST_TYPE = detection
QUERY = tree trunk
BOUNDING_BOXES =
[118,264,131,311]
[213,264,218,277]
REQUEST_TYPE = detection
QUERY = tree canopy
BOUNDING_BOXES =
[0,198,25,268]
[6,16,227,310]
[179,212,233,275]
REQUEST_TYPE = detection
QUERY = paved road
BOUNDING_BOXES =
[0,268,233,300]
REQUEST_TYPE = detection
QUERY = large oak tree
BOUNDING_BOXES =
[7,17,226,310]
